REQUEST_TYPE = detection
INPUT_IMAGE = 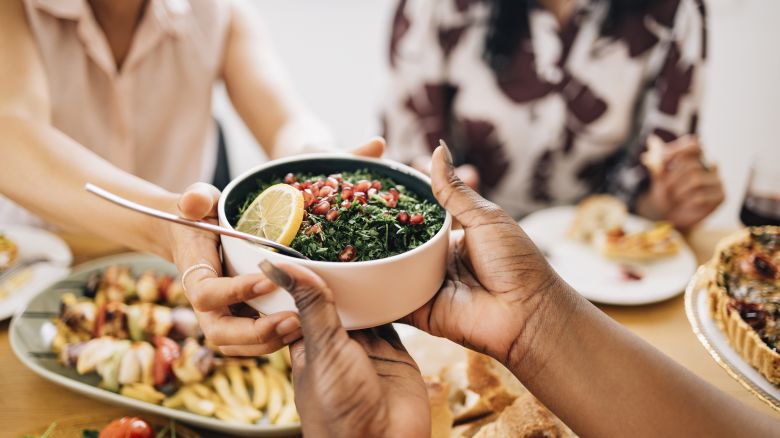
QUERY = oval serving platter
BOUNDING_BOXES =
[9,252,301,437]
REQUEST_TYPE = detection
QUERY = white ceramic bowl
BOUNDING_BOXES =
[218,154,452,329]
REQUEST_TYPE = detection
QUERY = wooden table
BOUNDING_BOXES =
[1,230,778,437]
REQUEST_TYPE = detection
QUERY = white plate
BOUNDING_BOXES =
[685,266,780,412]
[10,252,300,437]
[519,206,697,305]
[0,225,72,320]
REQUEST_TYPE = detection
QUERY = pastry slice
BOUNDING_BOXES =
[568,195,627,243]
[601,222,681,261]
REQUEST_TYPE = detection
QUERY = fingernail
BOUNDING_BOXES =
[259,260,294,290]
[282,331,302,345]
[276,316,300,336]
[253,279,272,294]
[439,139,454,166]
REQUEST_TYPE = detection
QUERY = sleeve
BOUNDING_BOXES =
[607,0,707,209]
[381,0,455,164]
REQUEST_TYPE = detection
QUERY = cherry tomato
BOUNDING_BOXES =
[99,417,153,438]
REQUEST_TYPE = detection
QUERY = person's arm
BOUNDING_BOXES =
[0,0,299,355]
[221,0,333,158]
[509,283,777,437]
[0,0,175,257]
[405,144,778,437]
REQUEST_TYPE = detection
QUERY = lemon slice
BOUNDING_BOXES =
[236,184,305,246]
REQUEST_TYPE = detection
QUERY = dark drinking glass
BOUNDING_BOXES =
[740,160,780,226]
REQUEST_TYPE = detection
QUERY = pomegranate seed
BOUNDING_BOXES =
[302,189,315,207]
[291,182,302,190]
[341,186,354,200]
[319,186,334,197]
[367,188,378,197]
[371,180,382,190]
[339,245,357,262]
[397,211,410,224]
[355,180,371,193]
[309,186,320,198]
[302,210,309,221]
[388,188,400,201]
[326,177,339,189]
[325,209,340,222]
[302,180,312,189]
[306,223,322,235]
[340,199,351,209]
[410,213,424,225]
[311,200,331,215]
[313,180,325,190]
[284,173,297,184]
[329,173,343,183]
[381,193,397,207]
[353,192,367,205]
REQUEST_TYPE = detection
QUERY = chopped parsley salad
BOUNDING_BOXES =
[238,170,445,262]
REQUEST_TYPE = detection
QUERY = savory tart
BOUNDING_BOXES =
[708,226,780,384]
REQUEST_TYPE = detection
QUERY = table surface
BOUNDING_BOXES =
[1,229,779,437]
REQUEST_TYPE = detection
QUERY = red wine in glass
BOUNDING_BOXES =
[740,163,780,226]
[740,195,780,226]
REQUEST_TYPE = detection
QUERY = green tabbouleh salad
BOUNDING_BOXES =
[239,170,444,262]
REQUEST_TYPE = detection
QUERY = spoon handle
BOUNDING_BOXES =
[84,183,308,260]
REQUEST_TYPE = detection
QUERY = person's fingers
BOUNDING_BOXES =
[185,273,276,311]
[663,134,699,154]
[178,182,221,220]
[663,158,702,186]
[349,137,386,158]
[289,339,307,383]
[259,260,349,361]
[219,343,282,357]
[662,137,703,172]
[682,186,725,210]
[198,310,299,346]
[670,170,722,205]
[667,185,724,230]
[430,140,512,229]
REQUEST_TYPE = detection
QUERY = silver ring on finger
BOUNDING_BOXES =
[181,263,218,292]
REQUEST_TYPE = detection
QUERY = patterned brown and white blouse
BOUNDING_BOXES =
[383,0,706,219]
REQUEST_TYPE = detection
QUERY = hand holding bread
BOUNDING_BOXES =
[638,134,724,231]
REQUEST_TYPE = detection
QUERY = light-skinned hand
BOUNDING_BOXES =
[170,138,386,356]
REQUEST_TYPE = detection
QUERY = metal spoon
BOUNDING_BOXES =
[85,183,309,260]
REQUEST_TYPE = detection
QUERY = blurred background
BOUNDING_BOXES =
[215,0,780,228]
